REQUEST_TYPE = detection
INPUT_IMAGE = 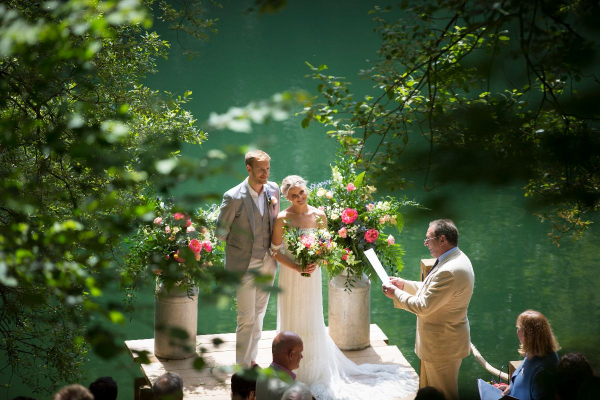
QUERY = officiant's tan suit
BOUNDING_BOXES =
[383,219,474,400]
[216,150,280,367]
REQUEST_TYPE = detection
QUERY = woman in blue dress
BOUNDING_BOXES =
[497,310,560,400]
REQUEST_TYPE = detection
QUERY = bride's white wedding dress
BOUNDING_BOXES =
[277,229,418,400]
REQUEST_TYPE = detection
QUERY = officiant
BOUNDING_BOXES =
[382,219,475,400]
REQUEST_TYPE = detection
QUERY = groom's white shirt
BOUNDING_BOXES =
[246,178,266,216]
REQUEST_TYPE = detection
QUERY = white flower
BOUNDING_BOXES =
[317,188,327,197]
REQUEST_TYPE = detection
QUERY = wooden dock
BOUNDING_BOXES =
[125,324,419,399]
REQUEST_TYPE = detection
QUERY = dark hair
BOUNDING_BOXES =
[577,375,600,400]
[556,353,595,400]
[12,397,37,400]
[88,376,118,400]
[415,386,446,400]
[429,219,459,246]
[152,372,184,400]
[231,372,257,399]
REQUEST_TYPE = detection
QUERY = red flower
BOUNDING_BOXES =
[341,208,358,224]
[365,229,379,243]
[342,248,351,261]
[188,239,203,254]
[173,212,185,220]
[202,240,213,252]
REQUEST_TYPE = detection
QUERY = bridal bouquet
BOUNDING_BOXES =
[308,155,417,283]
[122,199,224,301]
[283,223,339,277]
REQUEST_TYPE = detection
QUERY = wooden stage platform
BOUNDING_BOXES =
[125,324,419,399]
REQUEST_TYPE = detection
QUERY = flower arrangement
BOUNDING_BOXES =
[282,223,337,277]
[308,156,417,284]
[122,199,224,304]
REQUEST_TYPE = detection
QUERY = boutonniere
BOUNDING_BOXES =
[266,190,277,207]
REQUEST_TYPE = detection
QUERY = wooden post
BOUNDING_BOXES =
[508,360,522,381]
[418,259,436,388]
[134,377,153,400]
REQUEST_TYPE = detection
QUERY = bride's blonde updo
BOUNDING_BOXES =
[281,175,308,198]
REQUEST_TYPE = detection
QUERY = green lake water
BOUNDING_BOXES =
[4,1,600,399]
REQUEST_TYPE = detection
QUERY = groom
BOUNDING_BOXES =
[216,149,280,367]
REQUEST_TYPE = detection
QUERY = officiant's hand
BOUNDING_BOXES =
[382,282,397,299]
[389,277,405,290]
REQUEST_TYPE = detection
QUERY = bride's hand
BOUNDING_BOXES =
[298,263,318,274]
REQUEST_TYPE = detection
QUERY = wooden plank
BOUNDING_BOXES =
[126,324,417,400]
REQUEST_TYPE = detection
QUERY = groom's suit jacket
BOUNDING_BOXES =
[393,248,474,363]
[216,180,280,274]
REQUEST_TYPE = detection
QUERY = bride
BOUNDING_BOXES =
[270,175,417,400]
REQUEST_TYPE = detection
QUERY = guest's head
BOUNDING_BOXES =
[231,372,256,400]
[245,150,271,184]
[556,353,595,400]
[272,331,304,371]
[52,384,94,400]
[415,386,446,400]
[281,382,313,400]
[281,175,308,203]
[152,372,184,400]
[88,376,118,400]
[12,397,36,400]
[516,310,560,357]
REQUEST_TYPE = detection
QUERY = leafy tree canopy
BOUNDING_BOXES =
[302,0,600,243]
[0,0,232,393]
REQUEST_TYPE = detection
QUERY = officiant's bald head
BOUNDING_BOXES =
[272,331,304,371]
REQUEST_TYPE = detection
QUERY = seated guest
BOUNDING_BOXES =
[577,375,600,399]
[496,310,560,400]
[281,382,313,400]
[231,371,257,400]
[556,353,595,400]
[256,331,310,400]
[88,376,118,400]
[415,386,446,400]
[52,384,94,400]
[152,372,184,400]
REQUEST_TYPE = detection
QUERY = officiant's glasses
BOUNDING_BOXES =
[424,236,440,245]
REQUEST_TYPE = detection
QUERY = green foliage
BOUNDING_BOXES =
[302,0,600,244]
[0,0,229,393]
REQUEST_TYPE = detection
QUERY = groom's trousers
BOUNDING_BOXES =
[236,255,277,367]
[421,358,462,400]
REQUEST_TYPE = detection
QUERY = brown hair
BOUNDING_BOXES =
[517,309,560,357]
[281,175,308,198]
[245,150,270,167]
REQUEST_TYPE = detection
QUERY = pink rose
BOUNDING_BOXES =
[165,225,171,234]
[185,219,192,227]
[202,240,213,252]
[154,217,163,225]
[300,235,316,249]
[365,228,379,243]
[187,226,196,233]
[174,249,185,263]
[341,208,358,224]
[346,183,356,192]
[366,203,374,212]
[338,227,347,238]
[318,206,325,211]
[387,235,395,245]
[188,239,203,254]
[173,212,185,220]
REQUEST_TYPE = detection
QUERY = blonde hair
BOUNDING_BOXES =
[245,150,270,167]
[281,175,307,198]
[517,310,560,357]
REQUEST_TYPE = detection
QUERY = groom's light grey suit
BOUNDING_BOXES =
[216,179,280,366]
